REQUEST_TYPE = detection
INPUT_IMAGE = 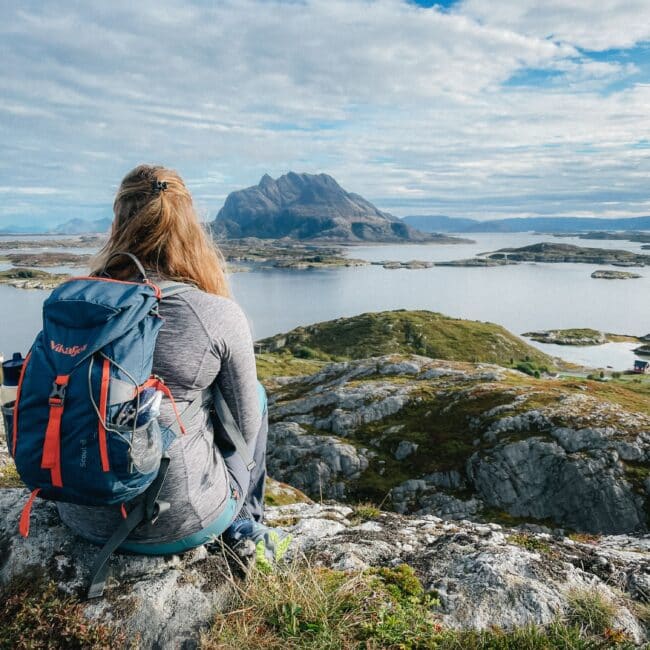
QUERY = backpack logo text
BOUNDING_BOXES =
[50,340,88,356]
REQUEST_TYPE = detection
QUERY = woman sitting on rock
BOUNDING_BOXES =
[57,164,290,567]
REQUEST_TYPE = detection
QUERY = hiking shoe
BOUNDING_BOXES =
[223,519,292,573]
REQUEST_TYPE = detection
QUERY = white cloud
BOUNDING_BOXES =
[458,0,650,51]
[0,0,648,223]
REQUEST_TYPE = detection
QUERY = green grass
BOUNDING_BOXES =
[565,589,618,637]
[256,310,556,370]
[202,561,635,649]
[351,502,382,522]
[203,563,441,650]
[256,352,326,381]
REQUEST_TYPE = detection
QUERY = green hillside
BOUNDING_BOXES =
[257,310,555,372]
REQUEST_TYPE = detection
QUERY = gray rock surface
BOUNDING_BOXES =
[266,354,650,533]
[267,422,370,499]
[2,489,649,645]
[468,438,646,533]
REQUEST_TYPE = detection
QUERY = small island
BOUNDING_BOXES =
[218,239,369,270]
[371,260,434,270]
[553,231,650,244]
[5,252,91,268]
[486,242,650,266]
[523,328,639,346]
[435,258,515,267]
[0,235,105,250]
[591,269,641,280]
[523,328,608,346]
[0,268,70,290]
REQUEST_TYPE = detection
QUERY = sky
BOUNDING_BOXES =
[1,0,650,228]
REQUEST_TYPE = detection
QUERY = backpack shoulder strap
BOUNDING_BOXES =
[158,280,195,299]
[212,386,256,471]
[169,387,255,471]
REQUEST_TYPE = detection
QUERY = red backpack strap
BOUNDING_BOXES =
[40,375,69,487]
[140,377,187,435]
[19,488,42,537]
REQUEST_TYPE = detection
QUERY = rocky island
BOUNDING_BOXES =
[487,242,650,266]
[0,235,105,250]
[373,260,434,270]
[0,268,70,290]
[212,171,470,244]
[566,231,650,244]
[218,238,369,270]
[522,328,640,346]
[435,257,515,267]
[3,252,91,268]
[592,269,642,280]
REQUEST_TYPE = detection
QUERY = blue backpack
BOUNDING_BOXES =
[6,252,253,598]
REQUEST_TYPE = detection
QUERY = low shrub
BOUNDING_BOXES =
[0,571,126,649]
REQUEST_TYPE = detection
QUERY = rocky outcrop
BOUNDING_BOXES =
[468,437,646,533]
[212,172,441,242]
[1,490,648,645]
[266,354,650,533]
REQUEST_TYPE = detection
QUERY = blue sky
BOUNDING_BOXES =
[1,0,650,228]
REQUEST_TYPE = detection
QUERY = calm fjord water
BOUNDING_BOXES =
[1,233,649,370]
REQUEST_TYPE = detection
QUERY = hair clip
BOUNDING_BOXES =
[152,180,168,194]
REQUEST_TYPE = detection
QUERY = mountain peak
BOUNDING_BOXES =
[213,171,430,242]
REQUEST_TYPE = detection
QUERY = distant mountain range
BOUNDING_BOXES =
[51,217,112,234]
[6,198,650,239]
[0,217,112,235]
[402,215,650,233]
[212,172,433,242]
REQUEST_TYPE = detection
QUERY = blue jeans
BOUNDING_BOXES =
[119,382,268,555]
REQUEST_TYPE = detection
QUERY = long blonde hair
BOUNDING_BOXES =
[92,164,230,297]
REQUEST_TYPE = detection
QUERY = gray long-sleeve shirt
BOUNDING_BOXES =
[57,286,260,544]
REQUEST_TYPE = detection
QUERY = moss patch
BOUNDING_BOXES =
[0,461,22,488]
[507,533,554,555]
[265,478,312,507]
